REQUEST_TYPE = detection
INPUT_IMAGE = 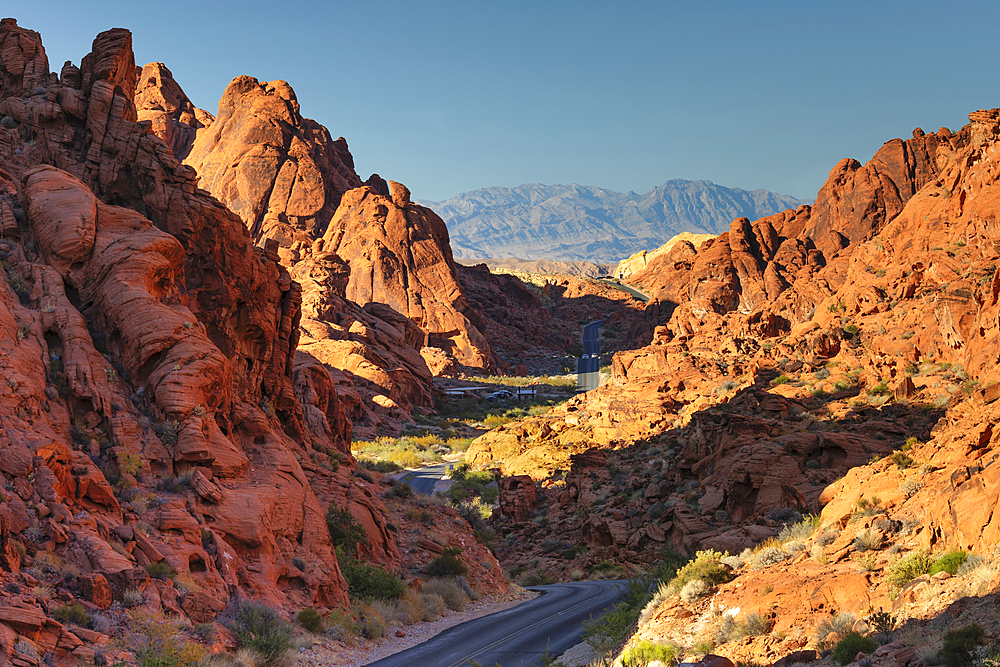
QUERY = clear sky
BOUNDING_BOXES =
[9,1,1000,202]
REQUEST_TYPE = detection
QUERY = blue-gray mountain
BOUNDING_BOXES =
[419,180,811,263]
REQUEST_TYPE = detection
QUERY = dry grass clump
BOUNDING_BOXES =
[422,578,468,611]
[751,546,788,570]
[853,528,883,552]
[716,612,771,644]
[679,579,708,603]
[815,612,857,652]
[420,593,446,620]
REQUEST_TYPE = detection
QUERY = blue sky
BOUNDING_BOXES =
[10,1,1000,201]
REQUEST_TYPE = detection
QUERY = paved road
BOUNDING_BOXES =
[400,462,452,494]
[368,581,623,667]
[577,321,603,391]
[597,279,650,303]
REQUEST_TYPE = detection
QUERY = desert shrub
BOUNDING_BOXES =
[340,559,405,601]
[145,561,175,580]
[422,578,468,611]
[326,502,369,560]
[198,649,263,667]
[14,640,38,660]
[322,609,358,643]
[193,622,216,642]
[937,624,985,667]
[420,592,446,620]
[869,381,890,396]
[900,478,924,498]
[621,640,681,667]
[786,540,806,552]
[639,581,671,626]
[519,571,554,586]
[425,547,468,577]
[583,601,640,654]
[122,610,207,667]
[752,546,788,570]
[816,531,838,546]
[385,482,413,499]
[52,603,92,627]
[773,375,791,385]
[665,551,733,596]
[720,555,744,569]
[890,451,914,469]
[297,608,324,633]
[121,587,144,608]
[716,611,771,644]
[221,599,293,665]
[361,459,403,473]
[930,550,968,576]
[887,550,933,587]
[832,632,877,665]
[853,528,883,552]
[679,578,708,603]
[867,610,895,634]
[562,545,586,560]
[778,515,819,542]
[743,612,771,637]
[172,572,200,594]
[367,598,408,625]
[354,602,386,640]
[815,612,857,652]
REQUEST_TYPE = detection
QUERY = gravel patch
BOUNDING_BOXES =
[297,589,537,667]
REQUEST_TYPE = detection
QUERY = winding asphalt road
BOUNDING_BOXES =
[400,462,452,494]
[577,321,603,391]
[368,580,623,667]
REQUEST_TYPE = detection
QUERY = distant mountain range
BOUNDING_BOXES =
[420,181,811,263]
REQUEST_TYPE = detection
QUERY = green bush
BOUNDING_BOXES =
[327,502,370,560]
[936,624,985,667]
[890,451,914,469]
[52,603,92,627]
[422,578,468,612]
[122,610,206,667]
[145,561,175,580]
[772,375,791,385]
[887,550,933,586]
[832,632,877,665]
[666,552,732,595]
[222,600,293,665]
[425,547,468,577]
[361,459,403,473]
[930,550,968,576]
[340,559,405,601]
[385,482,413,499]
[297,608,324,633]
[621,639,681,667]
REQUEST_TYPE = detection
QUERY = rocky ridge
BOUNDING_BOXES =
[160,70,496,377]
[471,109,1000,664]
[0,18,505,666]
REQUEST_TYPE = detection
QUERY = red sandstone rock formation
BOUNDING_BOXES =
[0,22,505,658]
[135,62,214,160]
[316,182,494,369]
[476,107,1000,611]
[184,75,362,260]
[160,67,496,392]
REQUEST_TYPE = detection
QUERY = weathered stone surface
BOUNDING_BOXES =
[498,475,537,523]
[185,75,362,261]
[135,62,213,160]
